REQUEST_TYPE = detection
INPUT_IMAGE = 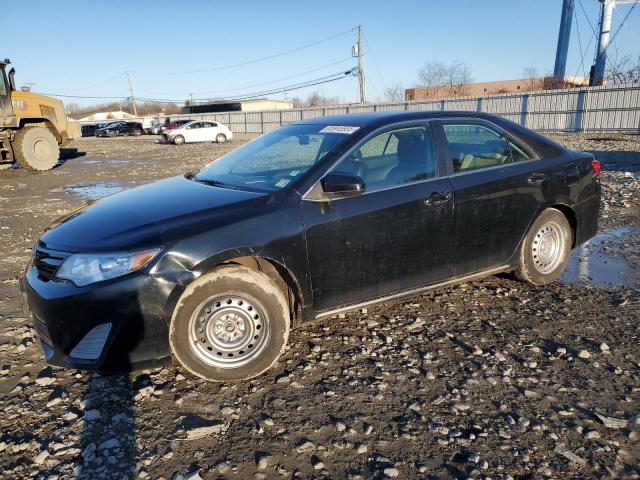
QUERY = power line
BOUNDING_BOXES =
[71,71,127,91]
[135,68,357,103]
[47,68,356,105]
[69,99,132,118]
[132,27,357,75]
[603,0,639,56]
[37,93,130,99]
[134,57,354,96]
[572,1,596,80]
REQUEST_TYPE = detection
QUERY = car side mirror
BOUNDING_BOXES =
[321,172,365,197]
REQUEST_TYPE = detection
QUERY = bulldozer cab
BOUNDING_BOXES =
[0,62,13,118]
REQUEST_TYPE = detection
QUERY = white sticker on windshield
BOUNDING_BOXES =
[275,179,291,188]
[319,125,360,134]
[289,170,300,177]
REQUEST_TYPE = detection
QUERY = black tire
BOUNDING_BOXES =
[13,126,60,171]
[169,266,290,382]
[515,208,573,285]
[109,130,118,138]
[216,133,227,143]
[173,135,185,145]
[133,129,142,136]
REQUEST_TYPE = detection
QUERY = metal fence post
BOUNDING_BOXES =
[574,89,587,132]
[441,99,446,110]
[520,94,529,127]
[260,111,264,133]
[476,97,483,112]
[244,113,247,134]
[279,110,283,127]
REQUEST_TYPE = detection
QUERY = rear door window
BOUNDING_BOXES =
[443,123,511,173]
[509,138,535,162]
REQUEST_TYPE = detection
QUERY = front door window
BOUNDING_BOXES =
[332,125,437,191]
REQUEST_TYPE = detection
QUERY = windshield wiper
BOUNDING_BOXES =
[191,176,245,191]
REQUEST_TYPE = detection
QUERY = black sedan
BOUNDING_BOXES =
[22,111,601,382]
[95,121,144,137]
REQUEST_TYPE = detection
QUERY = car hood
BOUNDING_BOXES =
[40,176,267,252]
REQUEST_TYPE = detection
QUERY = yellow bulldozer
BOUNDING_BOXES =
[0,59,80,171]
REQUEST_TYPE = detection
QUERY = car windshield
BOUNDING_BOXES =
[195,124,353,192]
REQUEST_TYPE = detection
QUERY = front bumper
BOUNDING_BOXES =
[22,263,173,371]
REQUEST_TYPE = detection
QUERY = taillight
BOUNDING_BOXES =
[591,159,601,176]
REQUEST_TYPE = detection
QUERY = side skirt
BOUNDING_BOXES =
[314,265,512,319]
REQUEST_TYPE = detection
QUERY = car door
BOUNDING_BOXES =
[438,120,551,276]
[185,122,204,142]
[200,122,217,141]
[301,122,453,313]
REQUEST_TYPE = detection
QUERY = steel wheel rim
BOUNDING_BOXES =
[187,293,271,369]
[531,220,565,274]
[33,138,51,160]
[217,134,225,143]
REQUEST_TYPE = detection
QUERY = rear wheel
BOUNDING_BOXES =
[516,208,572,285]
[173,135,185,145]
[169,266,290,382]
[109,130,118,138]
[13,126,60,171]
[216,133,227,143]
[133,129,142,136]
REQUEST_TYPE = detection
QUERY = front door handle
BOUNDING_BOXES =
[424,191,451,206]
[528,172,547,184]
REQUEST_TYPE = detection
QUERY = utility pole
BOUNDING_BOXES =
[127,71,138,116]
[553,0,575,84]
[356,25,366,104]
[591,0,616,86]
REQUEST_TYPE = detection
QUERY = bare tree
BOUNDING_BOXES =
[290,96,304,108]
[381,84,405,103]
[417,61,473,97]
[303,91,341,107]
[606,52,640,85]
[522,67,542,90]
[68,101,181,119]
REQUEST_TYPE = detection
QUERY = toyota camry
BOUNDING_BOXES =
[21,111,601,382]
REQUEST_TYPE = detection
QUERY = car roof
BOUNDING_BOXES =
[294,110,503,128]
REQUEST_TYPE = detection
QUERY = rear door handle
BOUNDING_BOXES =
[424,191,451,206]
[528,172,547,184]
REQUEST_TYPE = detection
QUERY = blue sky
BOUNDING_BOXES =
[4,0,640,107]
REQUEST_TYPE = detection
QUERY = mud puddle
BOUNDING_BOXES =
[64,182,126,200]
[561,226,640,288]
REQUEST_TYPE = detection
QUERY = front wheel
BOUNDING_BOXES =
[109,130,118,138]
[173,135,185,145]
[13,126,60,171]
[516,208,572,285]
[216,133,227,143]
[169,266,290,382]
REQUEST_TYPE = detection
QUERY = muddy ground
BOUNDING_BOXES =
[0,133,639,480]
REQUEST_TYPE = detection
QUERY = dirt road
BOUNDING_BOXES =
[0,134,639,479]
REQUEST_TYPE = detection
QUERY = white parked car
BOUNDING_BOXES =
[164,120,233,145]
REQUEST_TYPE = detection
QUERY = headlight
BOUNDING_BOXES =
[56,248,161,286]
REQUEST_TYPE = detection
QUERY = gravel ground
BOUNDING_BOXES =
[0,133,639,480]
